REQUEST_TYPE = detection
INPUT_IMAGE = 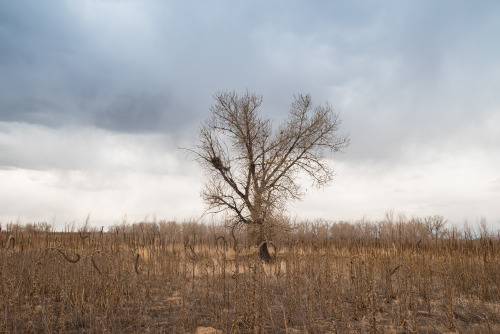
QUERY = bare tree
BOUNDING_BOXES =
[190,90,349,260]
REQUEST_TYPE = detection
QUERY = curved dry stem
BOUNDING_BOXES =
[230,224,244,254]
[184,244,197,261]
[79,232,90,240]
[134,253,140,275]
[5,235,15,249]
[350,255,366,265]
[37,247,81,264]
[91,257,102,275]
[389,264,411,277]
[216,235,227,253]
[91,250,111,276]
[58,249,81,263]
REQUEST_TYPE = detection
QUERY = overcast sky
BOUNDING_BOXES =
[1,0,499,230]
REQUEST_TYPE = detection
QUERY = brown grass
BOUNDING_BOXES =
[1,217,499,333]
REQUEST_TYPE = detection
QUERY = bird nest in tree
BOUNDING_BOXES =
[210,156,228,171]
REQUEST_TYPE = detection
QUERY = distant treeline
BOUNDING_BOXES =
[1,213,496,248]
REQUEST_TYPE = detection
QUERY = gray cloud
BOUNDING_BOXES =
[0,0,186,132]
[2,0,499,152]
[0,1,382,133]
[3,1,498,138]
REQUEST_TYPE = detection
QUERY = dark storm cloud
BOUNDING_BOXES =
[1,0,500,147]
[0,0,81,127]
[0,1,382,134]
[0,0,191,133]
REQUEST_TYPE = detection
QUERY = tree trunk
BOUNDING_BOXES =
[259,241,272,262]
[252,219,274,262]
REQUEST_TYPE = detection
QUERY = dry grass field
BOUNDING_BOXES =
[1,217,499,333]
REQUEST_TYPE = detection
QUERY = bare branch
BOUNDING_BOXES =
[189,90,349,235]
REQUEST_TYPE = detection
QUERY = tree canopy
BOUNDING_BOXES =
[191,90,349,259]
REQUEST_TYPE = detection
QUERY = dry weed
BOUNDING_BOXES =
[0,218,499,333]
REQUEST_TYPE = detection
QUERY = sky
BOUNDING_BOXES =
[1,0,499,230]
